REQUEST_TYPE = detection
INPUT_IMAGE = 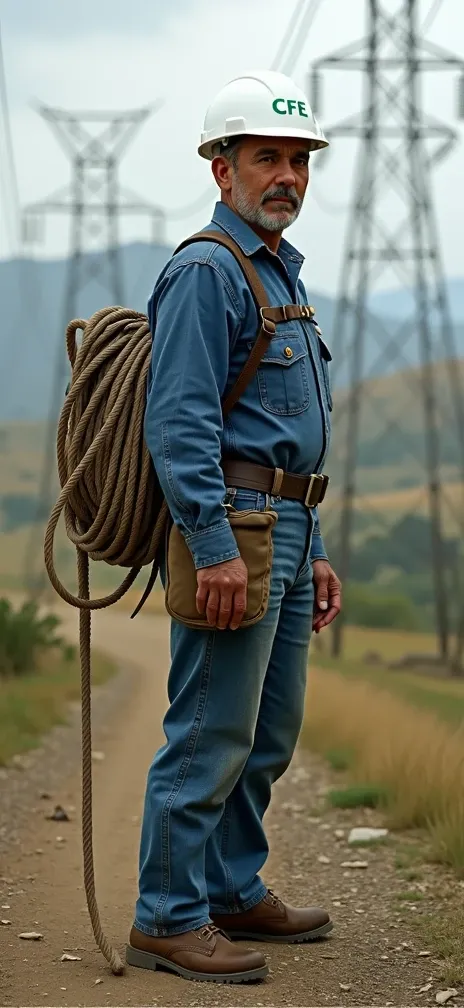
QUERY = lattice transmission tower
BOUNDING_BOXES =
[24,104,164,597]
[309,0,464,661]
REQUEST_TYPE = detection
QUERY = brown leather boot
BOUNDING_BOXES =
[126,923,268,983]
[211,889,333,944]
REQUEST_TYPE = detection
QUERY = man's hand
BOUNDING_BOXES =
[196,557,248,631]
[312,560,342,633]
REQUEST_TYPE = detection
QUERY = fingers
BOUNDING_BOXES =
[197,586,247,631]
[196,582,208,616]
[316,576,329,613]
[217,592,234,630]
[312,582,342,633]
[229,585,247,631]
[205,588,220,627]
[313,605,339,632]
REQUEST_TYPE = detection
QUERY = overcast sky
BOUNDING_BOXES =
[1,0,463,295]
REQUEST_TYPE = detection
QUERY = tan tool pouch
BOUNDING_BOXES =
[165,506,278,629]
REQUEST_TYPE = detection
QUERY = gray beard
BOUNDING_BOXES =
[233,179,302,232]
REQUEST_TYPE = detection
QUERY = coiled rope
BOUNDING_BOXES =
[44,306,168,975]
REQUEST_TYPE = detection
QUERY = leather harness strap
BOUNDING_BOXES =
[261,304,315,324]
[222,460,329,509]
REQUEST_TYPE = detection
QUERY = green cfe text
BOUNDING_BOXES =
[272,98,309,117]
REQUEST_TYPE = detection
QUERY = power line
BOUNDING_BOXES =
[271,0,309,71]
[422,0,445,33]
[280,0,324,76]
[0,18,20,255]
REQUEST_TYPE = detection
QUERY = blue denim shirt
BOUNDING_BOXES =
[144,202,332,570]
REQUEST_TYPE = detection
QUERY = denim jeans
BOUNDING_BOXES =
[134,490,315,937]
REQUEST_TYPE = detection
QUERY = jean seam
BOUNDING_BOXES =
[219,798,235,912]
[154,633,215,932]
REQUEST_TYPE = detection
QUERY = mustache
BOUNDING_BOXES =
[261,185,300,210]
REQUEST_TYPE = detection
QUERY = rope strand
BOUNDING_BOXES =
[44,306,168,974]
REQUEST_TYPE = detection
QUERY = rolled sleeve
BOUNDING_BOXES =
[310,507,329,562]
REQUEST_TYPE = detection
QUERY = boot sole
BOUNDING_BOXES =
[224,919,334,944]
[125,944,269,983]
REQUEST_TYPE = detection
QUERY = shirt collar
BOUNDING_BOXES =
[210,202,304,267]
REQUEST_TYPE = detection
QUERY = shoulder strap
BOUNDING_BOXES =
[175,229,275,416]
[175,229,269,311]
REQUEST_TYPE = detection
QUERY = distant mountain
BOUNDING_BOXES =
[0,242,172,421]
[1,243,463,421]
[370,278,464,324]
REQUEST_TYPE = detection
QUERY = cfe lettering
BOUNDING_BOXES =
[272,98,308,117]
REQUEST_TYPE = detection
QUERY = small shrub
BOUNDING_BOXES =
[325,747,352,771]
[396,890,424,902]
[0,598,65,678]
[328,784,387,809]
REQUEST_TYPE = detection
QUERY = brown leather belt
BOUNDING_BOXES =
[222,460,329,509]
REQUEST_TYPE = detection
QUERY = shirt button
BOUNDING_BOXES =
[284,347,293,358]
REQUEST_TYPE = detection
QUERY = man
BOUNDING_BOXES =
[127,69,341,985]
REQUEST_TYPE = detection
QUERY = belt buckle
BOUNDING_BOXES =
[304,474,323,509]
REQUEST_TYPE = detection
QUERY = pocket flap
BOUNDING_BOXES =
[248,334,307,367]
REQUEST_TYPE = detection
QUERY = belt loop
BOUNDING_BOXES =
[271,467,284,496]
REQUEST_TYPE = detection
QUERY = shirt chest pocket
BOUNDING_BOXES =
[249,332,310,416]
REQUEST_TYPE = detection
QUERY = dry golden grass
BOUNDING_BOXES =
[304,667,464,874]
[322,624,439,661]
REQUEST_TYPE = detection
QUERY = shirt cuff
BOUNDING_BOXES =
[184,518,241,570]
[310,529,329,563]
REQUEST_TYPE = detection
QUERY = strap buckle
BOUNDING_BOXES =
[304,474,328,509]
[300,305,313,319]
[260,308,276,335]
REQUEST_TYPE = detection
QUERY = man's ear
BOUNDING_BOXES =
[211,156,233,192]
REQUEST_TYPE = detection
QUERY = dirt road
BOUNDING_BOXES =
[0,609,456,1007]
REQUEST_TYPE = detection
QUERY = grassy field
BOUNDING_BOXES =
[311,626,464,727]
[0,648,116,765]
[305,624,464,875]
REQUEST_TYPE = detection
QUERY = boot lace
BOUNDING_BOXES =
[267,888,283,908]
[196,924,221,942]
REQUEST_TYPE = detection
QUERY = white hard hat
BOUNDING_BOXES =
[198,69,328,161]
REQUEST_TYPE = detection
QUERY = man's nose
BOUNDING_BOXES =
[274,162,297,187]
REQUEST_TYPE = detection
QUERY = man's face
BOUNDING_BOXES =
[218,136,311,233]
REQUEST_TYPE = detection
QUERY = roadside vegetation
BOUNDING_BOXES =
[0,597,115,764]
[304,657,464,874]
[304,639,464,984]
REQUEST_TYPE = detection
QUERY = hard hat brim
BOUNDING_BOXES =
[199,126,329,161]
